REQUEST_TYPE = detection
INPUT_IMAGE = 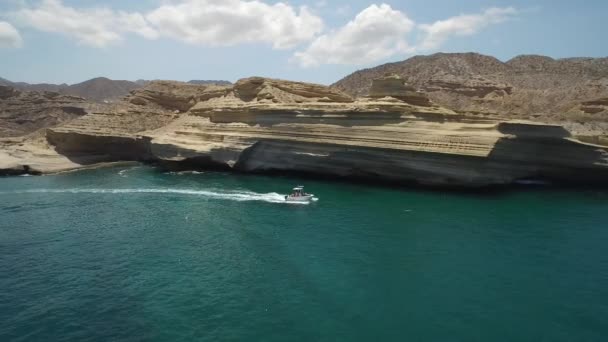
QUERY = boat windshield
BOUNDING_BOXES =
[291,187,305,196]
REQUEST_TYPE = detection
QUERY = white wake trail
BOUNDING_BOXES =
[164,171,205,175]
[0,188,305,204]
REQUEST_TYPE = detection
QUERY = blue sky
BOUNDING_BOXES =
[0,0,606,85]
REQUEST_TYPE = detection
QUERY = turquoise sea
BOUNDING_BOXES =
[1,166,607,341]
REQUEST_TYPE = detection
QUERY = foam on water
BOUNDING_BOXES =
[117,166,141,177]
[0,188,307,204]
[165,171,206,175]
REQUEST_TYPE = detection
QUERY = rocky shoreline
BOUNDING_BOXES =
[1,75,608,188]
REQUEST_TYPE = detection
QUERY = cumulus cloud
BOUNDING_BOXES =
[293,4,414,67]
[0,21,22,48]
[13,0,158,47]
[145,0,323,49]
[119,12,159,40]
[293,5,517,67]
[9,0,517,66]
[418,7,517,50]
[12,0,322,49]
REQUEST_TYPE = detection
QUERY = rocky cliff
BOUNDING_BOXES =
[333,53,608,135]
[0,85,91,137]
[4,76,604,187]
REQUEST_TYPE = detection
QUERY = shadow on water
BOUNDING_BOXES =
[156,166,608,200]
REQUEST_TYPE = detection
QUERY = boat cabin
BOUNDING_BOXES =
[285,185,314,202]
[291,186,307,197]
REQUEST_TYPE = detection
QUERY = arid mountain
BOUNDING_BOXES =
[0,85,91,137]
[0,77,142,102]
[1,77,234,102]
[15,82,68,93]
[0,77,13,86]
[332,53,608,131]
[60,77,142,102]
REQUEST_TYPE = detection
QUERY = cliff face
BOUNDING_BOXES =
[332,53,608,135]
[0,85,90,138]
[22,77,607,187]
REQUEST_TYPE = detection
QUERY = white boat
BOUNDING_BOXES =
[285,186,315,202]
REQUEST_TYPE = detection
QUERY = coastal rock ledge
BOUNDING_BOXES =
[3,76,608,187]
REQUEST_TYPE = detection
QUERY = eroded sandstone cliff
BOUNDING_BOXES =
[8,76,603,187]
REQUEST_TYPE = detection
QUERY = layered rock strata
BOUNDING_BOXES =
[332,53,608,135]
[368,75,433,106]
[0,85,90,137]
[31,77,608,187]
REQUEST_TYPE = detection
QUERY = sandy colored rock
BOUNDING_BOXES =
[126,81,230,112]
[36,77,608,187]
[2,76,608,187]
[369,75,433,106]
[0,85,92,138]
[234,77,353,103]
[332,52,608,133]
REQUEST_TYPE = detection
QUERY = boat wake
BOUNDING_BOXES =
[117,166,141,178]
[1,188,307,204]
[164,171,205,175]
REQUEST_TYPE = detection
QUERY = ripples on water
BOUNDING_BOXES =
[0,166,607,341]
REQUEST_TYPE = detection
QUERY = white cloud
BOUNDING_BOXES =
[13,0,322,49]
[145,0,323,49]
[0,21,22,48]
[9,0,517,66]
[293,4,414,67]
[13,0,158,47]
[293,5,517,67]
[418,7,517,50]
[119,12,159,40]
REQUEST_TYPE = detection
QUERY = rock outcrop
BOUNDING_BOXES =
[17,77,606,187]
[233,77,353,103]
[126,81,230,111]
[332,53,608,135]
[0,85,91,138]
[368,75,433,106]
[579,97,608,114]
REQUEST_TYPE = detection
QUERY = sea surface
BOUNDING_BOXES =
[1,166,607,342]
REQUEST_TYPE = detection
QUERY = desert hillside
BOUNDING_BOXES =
[333,53,608,132]
[0,77,232,102]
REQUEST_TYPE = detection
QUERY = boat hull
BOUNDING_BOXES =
[285,195,315,202]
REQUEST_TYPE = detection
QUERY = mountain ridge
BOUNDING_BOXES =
[0,77,232,102]
[332,52,608,128]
